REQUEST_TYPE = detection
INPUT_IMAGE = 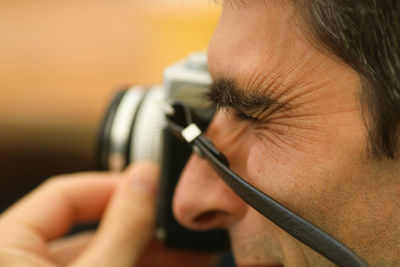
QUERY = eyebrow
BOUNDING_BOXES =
[207,79,281,118]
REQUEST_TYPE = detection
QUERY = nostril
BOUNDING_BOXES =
[194,210,227,225]
[194,211,217,224]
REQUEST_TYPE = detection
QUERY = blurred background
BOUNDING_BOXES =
[0,0,220,212]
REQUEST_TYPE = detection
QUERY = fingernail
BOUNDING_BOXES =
[131,176,156,194]
[127,163,159,194]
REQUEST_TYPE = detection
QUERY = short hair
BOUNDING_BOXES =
[297,0,400,158]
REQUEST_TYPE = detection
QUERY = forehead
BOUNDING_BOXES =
[208,0,305,85]
[207,0,359,111]
[219,0,295,11]
[220,0,267,7]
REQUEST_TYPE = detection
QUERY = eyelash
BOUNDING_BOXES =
[233,110,261,123]
[211,101,263,124]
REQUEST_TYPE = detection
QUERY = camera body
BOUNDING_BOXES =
[97,52,229,251]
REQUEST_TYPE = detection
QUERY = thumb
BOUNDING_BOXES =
[70,162,160,267]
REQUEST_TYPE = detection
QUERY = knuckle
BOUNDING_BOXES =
[41,174,71,191]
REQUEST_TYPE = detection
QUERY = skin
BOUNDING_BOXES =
[0,163,218,267]
[173,1,400,266]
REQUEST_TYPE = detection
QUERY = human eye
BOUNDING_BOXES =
[232,108,262,124]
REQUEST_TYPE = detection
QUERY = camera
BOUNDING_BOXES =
[97,52,229,252]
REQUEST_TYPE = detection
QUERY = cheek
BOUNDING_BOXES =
[244,117,368,219]
[245,137,306,203]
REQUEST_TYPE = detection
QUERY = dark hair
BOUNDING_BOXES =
[297,0,400,158]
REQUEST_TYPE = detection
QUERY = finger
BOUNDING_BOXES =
[71,162,160,267]
[0,172,120,255]
[48,231,94,266]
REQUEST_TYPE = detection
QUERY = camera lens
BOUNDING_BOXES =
[97,86,164,171]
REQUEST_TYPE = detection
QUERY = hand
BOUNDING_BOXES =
[0,162,219,267]
[0,162,151,267]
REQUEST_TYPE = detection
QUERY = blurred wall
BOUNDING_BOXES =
[0,0,220,211]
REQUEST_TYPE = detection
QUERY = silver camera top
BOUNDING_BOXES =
[164,51,213,110]
[100,52,214,171]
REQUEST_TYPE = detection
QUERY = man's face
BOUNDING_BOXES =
[173,1,398,266]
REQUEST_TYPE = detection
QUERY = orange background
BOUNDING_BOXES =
[0,0,220,210]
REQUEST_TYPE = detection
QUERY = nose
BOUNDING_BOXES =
[173,118,248,231]
[173,154,247,230]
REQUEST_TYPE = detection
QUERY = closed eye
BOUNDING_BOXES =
[232,108,262,123]
[207,79,280,124]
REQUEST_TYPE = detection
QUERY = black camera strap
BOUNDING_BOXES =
[164,102,367,267]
